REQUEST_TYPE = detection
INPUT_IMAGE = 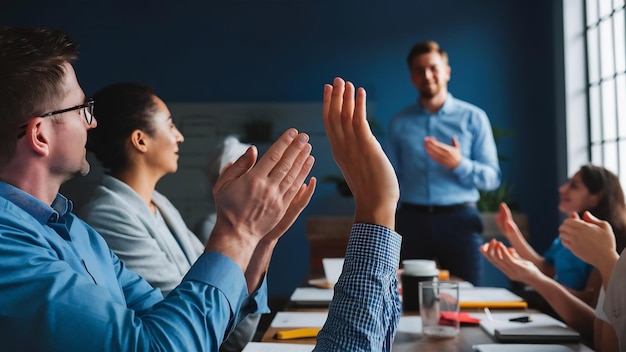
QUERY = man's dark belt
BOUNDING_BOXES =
[401,202,476,213]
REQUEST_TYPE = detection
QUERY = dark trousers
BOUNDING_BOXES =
[396,203,484,286]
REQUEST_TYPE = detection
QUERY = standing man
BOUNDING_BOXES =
[387,40,501,285]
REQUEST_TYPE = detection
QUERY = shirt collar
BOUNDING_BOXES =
[0,180,73,224]
[417,93,456,115]
[439,93,456,114]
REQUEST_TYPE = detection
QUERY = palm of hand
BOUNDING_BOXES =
[496,214,519,240]
[506,256,541,283]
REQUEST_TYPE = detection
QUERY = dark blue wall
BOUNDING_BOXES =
[3,0,563,297]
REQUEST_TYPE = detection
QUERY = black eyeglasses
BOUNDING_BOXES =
[17,99,95,139]
[40,99,95,125]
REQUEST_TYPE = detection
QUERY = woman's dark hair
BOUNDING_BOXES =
[579,163,626,252]
[87,82,158,172]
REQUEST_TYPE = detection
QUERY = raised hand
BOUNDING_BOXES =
[245,176,317,292]
[479,239,542,284]
[559,211,617,269]
[496,202,523,242]
[423,136,462,169]
[323,77,399,229]
[208,128,315,270]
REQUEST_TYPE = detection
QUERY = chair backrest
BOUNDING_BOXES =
[305,216,353,277]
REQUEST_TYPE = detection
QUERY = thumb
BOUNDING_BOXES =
[214,146,257,188]
[452,136,459,147]
[582,211,609,228]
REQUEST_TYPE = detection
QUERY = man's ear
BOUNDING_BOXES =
[129,129,149,153]
[24,118,51,157]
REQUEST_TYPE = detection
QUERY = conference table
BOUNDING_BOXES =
[257,283,596,352]
[260,310,594,351]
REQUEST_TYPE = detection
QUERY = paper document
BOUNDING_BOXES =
[290,287,334,305]
[459,287,523,302]
[242,342,314,352]
[270,311,328,328]
[397,316,422,334]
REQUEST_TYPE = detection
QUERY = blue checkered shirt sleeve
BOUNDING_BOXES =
[313,223,402,352]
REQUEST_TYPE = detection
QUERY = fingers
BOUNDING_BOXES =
[324,78,346,145]
[569,211,580,219]
[480,240,506,267]
[341,81,356,136]
[355,87,368,132]
[214,146,257,190]
[265,177,317,241]
[254,129,312,200]
[283,151,315,197]
[254,128,299,176]
[271,137,313,194]
[500,203,511,218]
[480,240,528,281]
[582,211,607,228]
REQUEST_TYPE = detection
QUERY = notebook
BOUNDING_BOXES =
[289,287,333,306]
[479,312,580,343]
[242,342,314,352]
[459,287,527,309]
[473,344,576,352]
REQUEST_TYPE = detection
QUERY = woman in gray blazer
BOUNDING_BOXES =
[79,82,260,352]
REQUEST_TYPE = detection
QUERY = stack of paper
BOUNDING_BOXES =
[459,287,527,309]
[270,311,328,328]
[289,287,334,306]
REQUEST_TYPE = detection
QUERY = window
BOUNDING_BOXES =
[584,0,626,184]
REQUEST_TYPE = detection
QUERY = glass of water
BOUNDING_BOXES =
[419,281,460,339]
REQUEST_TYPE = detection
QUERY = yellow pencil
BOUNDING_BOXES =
[274,327,321,340]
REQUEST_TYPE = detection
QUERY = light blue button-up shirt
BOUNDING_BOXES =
[387,94,501,205]
[0,181,267,351]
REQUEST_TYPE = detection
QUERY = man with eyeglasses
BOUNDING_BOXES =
[0,26,404,352]
[0,27,316,351]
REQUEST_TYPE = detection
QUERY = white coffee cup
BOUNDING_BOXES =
[402,259,438,276]
[322,258,344,286]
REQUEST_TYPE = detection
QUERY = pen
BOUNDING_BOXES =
[483,307,493,321]
[509,316,532,323]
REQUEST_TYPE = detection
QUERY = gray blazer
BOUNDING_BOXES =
[79,175,260,351]
[80,175,204,295]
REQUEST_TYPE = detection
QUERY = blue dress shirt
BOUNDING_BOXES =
[387,94,501,205]
[315,223,402,352]
[0,181,268,351]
